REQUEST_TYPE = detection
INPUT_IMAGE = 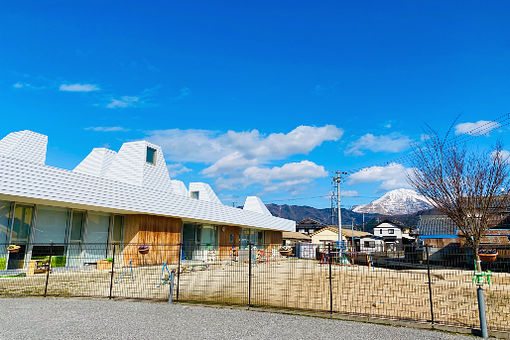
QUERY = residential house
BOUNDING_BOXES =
[282,231,311,247]
[309,226,376,251]
[417,214,510,263]
[359,235,385,252]
[0,130,295,271]
[416,215,459,249]
[373,221,414,251]
[295,218,328,235]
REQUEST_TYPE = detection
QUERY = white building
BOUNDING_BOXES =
[0,130,295,271]
[373,221,414,251]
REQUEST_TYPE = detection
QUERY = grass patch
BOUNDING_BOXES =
[0,273,26,278]
[31,256,66,268]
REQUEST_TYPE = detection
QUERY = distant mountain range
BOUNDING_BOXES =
[353,188,432,215]
[265,203,377,226]
[265,188,436,232]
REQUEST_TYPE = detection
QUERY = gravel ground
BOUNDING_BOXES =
[0,298,472,340]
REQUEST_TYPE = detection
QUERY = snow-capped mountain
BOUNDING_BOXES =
[353,188,432,215]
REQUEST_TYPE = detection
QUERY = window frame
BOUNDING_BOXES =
[146,146,157,165]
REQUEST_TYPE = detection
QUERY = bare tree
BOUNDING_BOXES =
[409,128,510,270]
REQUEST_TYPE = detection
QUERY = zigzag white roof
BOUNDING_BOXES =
[189,182,222,204]
[74,148,117,177]
[243,196,272,216]
[0,130,47,165]
[0,130,295,232]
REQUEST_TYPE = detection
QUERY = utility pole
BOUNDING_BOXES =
[333,171,347,248]
[362,213,365,232]
[351,220,354,251]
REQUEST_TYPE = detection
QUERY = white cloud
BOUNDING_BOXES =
[147,125,343,166]
[345,133,411,156]
[455,120,501,136]
[84,126,129,132]
[491,149,510,164]
[146,125,342,193]
[105,88,157,109]
[169,87,191,102]
[12,82,46,90]
[347,162,414,190]
[201,152,258,177]
[240,161,328,193]
[59,83,100,92]
[166,163,192,177]
[243,161,328,183]
[106,96,140,109]
[341,190,359,197]
[420,134,431,141]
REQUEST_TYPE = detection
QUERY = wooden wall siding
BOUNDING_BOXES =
[219,225,240,260]
[122,214,182,266]
[265,230,283,246]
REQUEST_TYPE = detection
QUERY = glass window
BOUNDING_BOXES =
[0,201,11,245]
[70,211,85,242]
[190,191,199,199]
[67,211,86,267]
[240,228,249,249]
[0,201,11,268]
[182,223,201,260]
[107,215,124,258]
[84,212,111,261]
[201,225,217,250]
[240,228,261,249]
[146,147,156,164]
[8,205,33,270]
[33,206,68,244]
[257,231,264,247]
[388,229,394,234]
[111,215,124,244]
[11,205,33,243]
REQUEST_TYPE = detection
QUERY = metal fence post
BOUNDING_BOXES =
[477,285,488,339]
[248,243,252,307]
[425,245,434,325]
[176,243,182,302]
[168,270,176,304]
[109,243,116,300]
[329,243,333,314]
[44,243,53,297]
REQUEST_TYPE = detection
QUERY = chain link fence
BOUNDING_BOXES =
[1,242,509,334]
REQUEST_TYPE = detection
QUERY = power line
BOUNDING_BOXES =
[344,113,510,176]
[261,113,510,206]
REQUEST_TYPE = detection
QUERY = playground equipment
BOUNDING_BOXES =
[157,262,176,304]
[158,262,173,287]
[115,260,134,284]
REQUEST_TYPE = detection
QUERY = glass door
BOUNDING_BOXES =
[107,215,124,260]
[182,223,201,260]
[0,201,12,270]
[83,212,110,263]
[67,211,85,267]
[200,225,218,261]
[7,205,33,269]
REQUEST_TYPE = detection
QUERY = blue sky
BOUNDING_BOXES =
[1,1,509,208]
